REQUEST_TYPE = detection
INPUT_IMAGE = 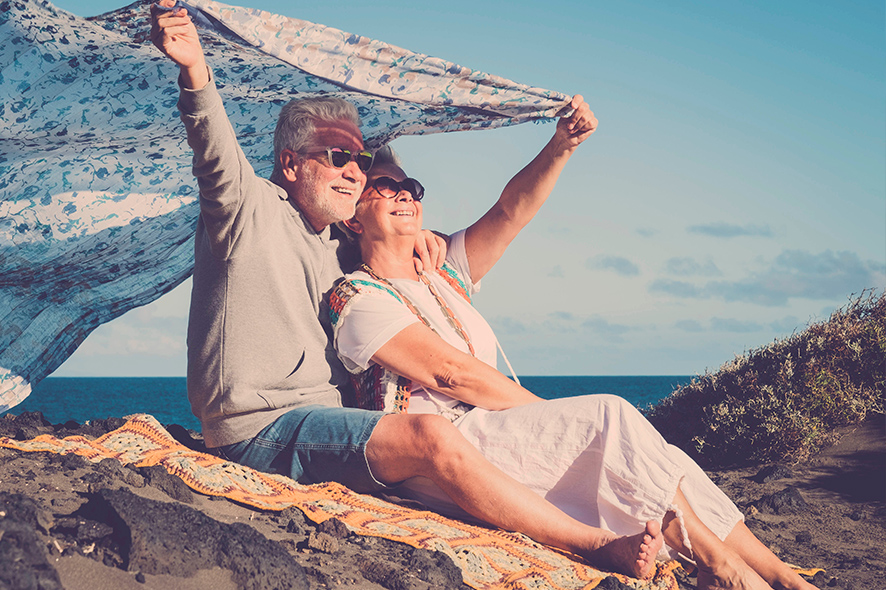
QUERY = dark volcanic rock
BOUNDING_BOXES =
[78,488,309,590]
[164,423,206,452]
[51,417,126,440]
[317,516,351,539]
[0,413,16,438]
[10,411,52,430]
[754,464,794,483]
[81,470,116,492]
[55,452,90,473]
[282,511,306,535]
[758,486,809,514]
[0,493,53,533]
[596,577,634,589]
[356,538,465,590]
[0,494,63,590]
[360,558,435,590]
[406,547,463,587]
[138,464,193,502]
[53,516,115,544]
[307,530,341,554]
[96,457,145,488]
[1,411,53,442]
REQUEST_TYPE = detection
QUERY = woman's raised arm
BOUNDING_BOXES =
[464,95,597,281]
[370,324,542,410]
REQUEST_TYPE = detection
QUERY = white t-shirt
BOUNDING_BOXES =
[334,230,498,416]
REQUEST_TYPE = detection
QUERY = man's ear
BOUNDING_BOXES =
[343,216,363,234]
[279,149,299,182]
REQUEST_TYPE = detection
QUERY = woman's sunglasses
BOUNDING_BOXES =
[301,147,375,173]
[370,176,425,201]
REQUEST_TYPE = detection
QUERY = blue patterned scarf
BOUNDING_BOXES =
[0,0,569,411]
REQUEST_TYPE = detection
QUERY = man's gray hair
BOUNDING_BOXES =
[270,96,362,183]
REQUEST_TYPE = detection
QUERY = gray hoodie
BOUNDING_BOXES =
[179,78,350,448]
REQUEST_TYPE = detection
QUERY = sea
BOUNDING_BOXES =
[9,376,694,432]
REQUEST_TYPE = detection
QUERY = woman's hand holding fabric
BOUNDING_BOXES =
[553,94,598,151]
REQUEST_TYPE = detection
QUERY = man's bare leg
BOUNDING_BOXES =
[367,414,663,578]
[663,488,773,590]
[724,522,818,590]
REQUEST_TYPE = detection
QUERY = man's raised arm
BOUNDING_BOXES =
[148,0,262,260]
[150,0,210,89]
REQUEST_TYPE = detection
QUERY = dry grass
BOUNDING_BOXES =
[645,290,886,469]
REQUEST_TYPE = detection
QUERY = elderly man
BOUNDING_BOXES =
[148,1,667,577]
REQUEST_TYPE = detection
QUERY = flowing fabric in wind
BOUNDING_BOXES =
[0,0,570,412]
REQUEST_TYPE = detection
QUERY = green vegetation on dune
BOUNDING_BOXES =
[645,290,886,469]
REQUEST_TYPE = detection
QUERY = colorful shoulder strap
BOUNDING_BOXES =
[435,262,472,304]
[329,277,402,328]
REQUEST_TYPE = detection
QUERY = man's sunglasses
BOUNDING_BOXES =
[301,147,374,173]
[370,176,425,201]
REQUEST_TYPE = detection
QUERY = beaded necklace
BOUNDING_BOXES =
[359,263,476,357]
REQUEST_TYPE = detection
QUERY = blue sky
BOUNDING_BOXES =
[51,0,885,377]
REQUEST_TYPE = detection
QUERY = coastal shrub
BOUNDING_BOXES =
[645,290,886,468]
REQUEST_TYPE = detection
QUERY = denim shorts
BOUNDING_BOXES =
[216,405,389,493]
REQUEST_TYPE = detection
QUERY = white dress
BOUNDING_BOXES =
[332,230,743,557]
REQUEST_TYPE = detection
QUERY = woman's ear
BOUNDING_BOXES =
[343,216,363,234]
[279,149,299,182]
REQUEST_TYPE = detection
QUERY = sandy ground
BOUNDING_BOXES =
[698,416,886,589]
[1,412,883,590]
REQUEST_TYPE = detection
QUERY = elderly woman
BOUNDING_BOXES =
[329,98,816,590]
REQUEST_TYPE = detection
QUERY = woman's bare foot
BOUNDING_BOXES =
[768,572,819,590]
[722,521,819,590]
[696,549,775,590]
[582,520,664,579]
[705,554,817,590]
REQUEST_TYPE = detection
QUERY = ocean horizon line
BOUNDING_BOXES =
[44,374,697,379]
[11,376,696,431]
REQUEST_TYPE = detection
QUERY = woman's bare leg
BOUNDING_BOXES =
[725,522,818,590]
[367,413,663,578]
[663,488,773,590]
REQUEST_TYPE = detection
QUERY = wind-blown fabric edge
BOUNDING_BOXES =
[0,0,571,411]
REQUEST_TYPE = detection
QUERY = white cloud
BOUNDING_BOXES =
[588,255,640,277]
[54,287,188,376]
[649,279,702,298]
[665,257,721,277]
[675,319,704,332]
[146,278,192,318]
[687,222,774,238]
[649,250,885,306]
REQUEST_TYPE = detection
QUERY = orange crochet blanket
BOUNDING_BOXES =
[0,414,679,590]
